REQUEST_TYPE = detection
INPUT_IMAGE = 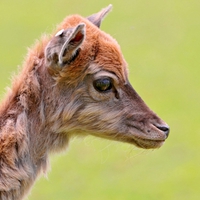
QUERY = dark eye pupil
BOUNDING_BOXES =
[93,78,112,92]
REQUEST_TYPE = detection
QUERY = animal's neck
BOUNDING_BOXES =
[0,38,79,199]
[0,60,65,200]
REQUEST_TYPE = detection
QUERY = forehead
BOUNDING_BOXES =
[94,34,128,82]
[57,15,128,82]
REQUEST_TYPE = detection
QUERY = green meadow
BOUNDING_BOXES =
[0,0,200,199]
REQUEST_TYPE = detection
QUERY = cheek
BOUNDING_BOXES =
[77,101,124,127]
[78,104,108,121]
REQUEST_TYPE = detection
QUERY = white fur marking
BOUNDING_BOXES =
[55,29,65,37]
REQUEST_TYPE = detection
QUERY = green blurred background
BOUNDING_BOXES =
[0,0,200,199]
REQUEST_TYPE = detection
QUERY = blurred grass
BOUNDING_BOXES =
[0,0,200,200]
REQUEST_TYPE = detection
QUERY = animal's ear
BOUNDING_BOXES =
[87,4,112,28]
[45,23,85,67]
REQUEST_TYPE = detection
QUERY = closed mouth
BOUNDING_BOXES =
[97,131,166,149]
[125,136,165,149]
[89,124,167,149]
[124,122,168,149]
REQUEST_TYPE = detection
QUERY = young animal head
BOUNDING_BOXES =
[0,5,171,200]
[43,4,169,149]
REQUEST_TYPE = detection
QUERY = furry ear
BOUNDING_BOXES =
[87,4,112,28]
[45,23,85,68]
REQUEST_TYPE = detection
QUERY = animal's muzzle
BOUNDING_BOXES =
[154,124,170,138]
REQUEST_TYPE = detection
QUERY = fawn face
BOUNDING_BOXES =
[45,5,169,149]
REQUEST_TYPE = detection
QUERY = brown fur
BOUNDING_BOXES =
[0,5,169,200]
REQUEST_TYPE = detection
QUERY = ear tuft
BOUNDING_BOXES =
[87,4,112,28]
[58,23,85,65]
[45,23,85,68]
[55,29,65,37]
[70,30,84,44]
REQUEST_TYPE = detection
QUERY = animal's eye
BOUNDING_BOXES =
[93,78,112,92]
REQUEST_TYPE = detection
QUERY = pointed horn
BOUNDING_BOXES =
[87,4,113,28]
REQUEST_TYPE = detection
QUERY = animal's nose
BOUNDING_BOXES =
[155,124,170,138]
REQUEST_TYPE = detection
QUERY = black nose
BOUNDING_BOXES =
[155,124,170,138]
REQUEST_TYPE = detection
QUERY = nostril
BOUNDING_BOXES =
[155,124,170,138]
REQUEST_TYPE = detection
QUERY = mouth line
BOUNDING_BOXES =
[125,124,166,141]
[97,128,166,149]
[124,136,165,149]
[125,134,165,143]
[132,136,165,144]
[88,126,166,149]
